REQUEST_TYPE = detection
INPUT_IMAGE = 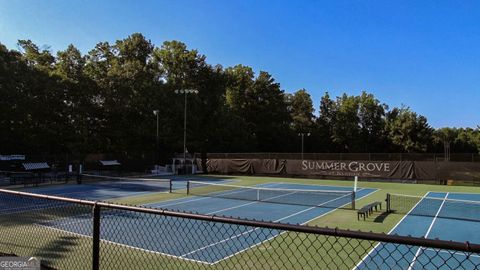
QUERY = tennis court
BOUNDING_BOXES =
[356,191,480,269]
[17,174,193,200]
[28,181,376,264]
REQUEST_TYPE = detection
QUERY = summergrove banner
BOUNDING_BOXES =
[286,160,416,179]
[199,159,445,180]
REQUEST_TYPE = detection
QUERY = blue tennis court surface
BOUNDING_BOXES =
[32,182,376,264]
[18,176,226,200]
[22,183,160,200]
[356,191,480,269]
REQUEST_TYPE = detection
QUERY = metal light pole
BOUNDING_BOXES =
[298,132,311,160]
[152,110,159,165]
[444,139,451,162]
[174,89,198,173]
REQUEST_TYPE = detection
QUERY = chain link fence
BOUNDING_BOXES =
[205,153,480,162]
[1,189,479,270]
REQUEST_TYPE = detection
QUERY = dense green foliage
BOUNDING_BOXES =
[1,33,479,158]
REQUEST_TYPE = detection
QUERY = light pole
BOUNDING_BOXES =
[152,110,159,165]
[443,137,451,162]
[174,89,199,173]
[298,132,310,160]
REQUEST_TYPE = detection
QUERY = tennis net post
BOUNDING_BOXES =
[352,175,358,210]
[77,172,82,184]
[386,193,391,212]
[351,192,356,210]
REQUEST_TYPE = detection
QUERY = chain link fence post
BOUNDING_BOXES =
[92,203,101,270]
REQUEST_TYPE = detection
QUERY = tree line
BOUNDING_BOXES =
[1,33,479,161]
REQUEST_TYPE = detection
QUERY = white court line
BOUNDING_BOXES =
[39,213,93,228]
[431,190,480,195]
[203,184,331,215]
[407,193,449,270]
[179,192,355,258]
[33,183,283,228]
[145,182,282,208]
[0,202,72,216]
[81,174,171,183]
[0,203,53,215]
[34,223,213,265]
[30,184,373,265]
[30,184,286,266]
[207,193,291,215]
[0,193,91,214]
[425,248,480,259]
[181,188,370,261]
[33,183,286,247]
[205,189,301,215]
[211,188,377,265]
[274,181,361,190]
[353,191,430,270]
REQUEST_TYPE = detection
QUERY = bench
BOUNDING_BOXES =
[369,201,382,212]
[357,201,382,220]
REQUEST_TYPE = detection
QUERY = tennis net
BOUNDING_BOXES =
[386,193,480,222]
[187,181,356,209]
[80,174,172,193]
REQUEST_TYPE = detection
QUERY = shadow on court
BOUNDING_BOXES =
[373,211,392,223]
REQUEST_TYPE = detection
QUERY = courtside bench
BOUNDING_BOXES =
[357,201,382,220]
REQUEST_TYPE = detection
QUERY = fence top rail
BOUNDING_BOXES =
[203,152,480,160]
[205,152,479,154]
[1,188,480,253]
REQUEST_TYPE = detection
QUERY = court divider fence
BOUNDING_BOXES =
[1,188,480,269]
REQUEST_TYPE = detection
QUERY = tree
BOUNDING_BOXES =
[331,94,361,152]
[223,65,257,151]
[433,128,480,153]
[357,91,388,152]
[154,40,206,88]
[386,106,433,152]
[314,92,337,151]
[0,43,32,153]
[17,40,54,72]
[239,71,291,151]
[2,34,478,161]
[225,67,293,151]
[54,44,99,155]
[459,128,480,153]
[82,34,166,158]
[153,40,209,156]
[5,40,69,153]
[225,65,255,113]
[433,128,457,153]
[54,44,85,81]
[289,89,315,132]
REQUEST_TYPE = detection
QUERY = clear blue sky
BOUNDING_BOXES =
[1,0,479,128]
